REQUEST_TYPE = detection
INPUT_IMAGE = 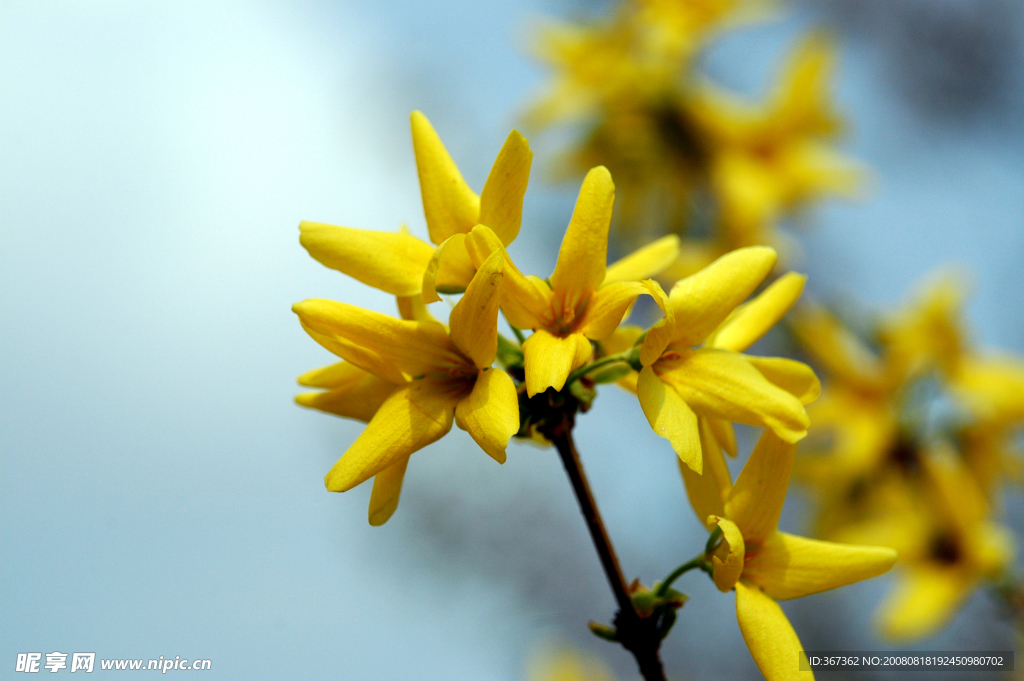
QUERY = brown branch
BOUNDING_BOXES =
[549,419,667,681]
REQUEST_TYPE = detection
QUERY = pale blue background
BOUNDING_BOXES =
[2,1,1022,679]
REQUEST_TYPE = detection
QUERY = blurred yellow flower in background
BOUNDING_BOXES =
[792,272,1024,641]
[871,453,1013,641]
[686,34,861,259]
[526,0,861,273]
[528,646,616,681]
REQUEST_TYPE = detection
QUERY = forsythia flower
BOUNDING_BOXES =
[686,34,861,257]
[636,0,769,60]
[795,275,1024,531]
[682,427,897,681]
[527,0,861,270]
[299,111,532,301]
[637,246,816,472]
[426,165,681,397]
[792,273,1024,641]
[527,647,615,681]
[791,303,908,538]
[871,454,1013,641]
[525,12,671,131]
[293,252,519,525]
[950,356,1024,495]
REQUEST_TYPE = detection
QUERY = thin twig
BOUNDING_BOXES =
[550,422,667,681]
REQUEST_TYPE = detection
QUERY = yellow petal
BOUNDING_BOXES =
[680,418,732,523]
[726,429,794,544]
[578,280,648,341]
[924,454,991,534]
[665,246,777,347]
[410,111,480,243]
[657,348,810,443]
[299,222,435,297]
[549,166,615,316]
[421,233,476,303]
[743,532,897,600]
[396,294,436,323]
[713,153,781,242]
[773,33,838,136]
[708,272,806,352]
[876,567,974,642]
[478,129,532,246]
[368,456,410,526]
[600,324,643,355]
[777,138,863,201]
[298,360,370,389]
[448,251,503,369]
[603,235,681,285]
[735,581,814,681]
[295,363,398,423]
[951,355,1024,422]
[746,357,821,405]
[293,299,460,381]
[638,280,676,367]
[454,368,519,463]
[298,322,406,386]
[464,225,551,329]
[637,366,701,473]
[791,304,885,391]
[463,221,507,268]
[708,417,738,457]
[708,516,746,592]
[324,381,455,492]
[527,648,616,681]
[501,275,552,331]
[522,330,592,397]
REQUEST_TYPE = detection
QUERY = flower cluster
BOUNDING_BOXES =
[792,275,1024,641]
[293,112,897,680]
[526,0,861,273]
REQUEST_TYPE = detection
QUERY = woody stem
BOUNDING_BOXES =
[550,421,667,681]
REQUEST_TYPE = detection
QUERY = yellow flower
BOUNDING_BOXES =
[952,356,1024,496]
[524,12,672,131]
[636,0,771,60]
[637,246,817,472]
[789,302,914,535]
[299,111,532,299]
[793,275,1024,528]
[789,285,1020,641]
[527,647,615,681]
[879,274,966,381]
[526,0,768,130]
[292,252,519,525]
[426,165,681,397]
[682,427,896,681]
[524,7,701,240]
[687,34,861,254]
[872,454,1014,641]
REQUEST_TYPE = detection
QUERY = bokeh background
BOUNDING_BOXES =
[2,0,1023,679]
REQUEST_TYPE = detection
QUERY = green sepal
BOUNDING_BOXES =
[588,363,634,384]
[588,621,618,642]
[496,334,524,370]
[569,379,596,409]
